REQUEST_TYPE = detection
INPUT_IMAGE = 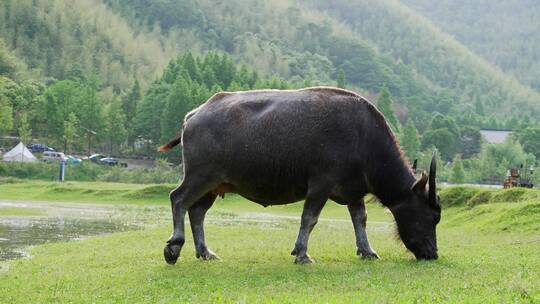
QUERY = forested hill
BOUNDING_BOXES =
[2,0,539,120]
[105,0,540,122]
[1,0,539,182]
[304,0,540,117]
[400,0,540,93]
[0,0,177,94]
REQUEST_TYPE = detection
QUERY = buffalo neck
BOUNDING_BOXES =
[362,124,416,207]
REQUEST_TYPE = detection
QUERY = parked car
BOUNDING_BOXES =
[28,143,55,153]
[98,157,128,167]
[43,151,67,162]
[66,155,82,164]
[88,154,107,163]
[99,157,118,166]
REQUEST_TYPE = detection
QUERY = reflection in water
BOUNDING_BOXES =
[0,216,138,260]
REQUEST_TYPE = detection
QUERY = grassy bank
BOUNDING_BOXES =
[4,178,540,206]
[0,178,174,205]
[1,179,539,222]
[0,180,539,302]
[0,211,538,302]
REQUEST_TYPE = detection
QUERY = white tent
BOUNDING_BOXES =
[2,142,37,162]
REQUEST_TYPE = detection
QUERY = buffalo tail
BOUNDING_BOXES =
[158,133,182,152]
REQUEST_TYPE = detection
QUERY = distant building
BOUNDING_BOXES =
[479,129,512,144]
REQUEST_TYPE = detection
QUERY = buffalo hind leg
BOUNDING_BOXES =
[164,177,213,265]
[291,184,330,264]
[189,192,219,260]
[348,200,379,259]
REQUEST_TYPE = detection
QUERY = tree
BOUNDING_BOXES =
[44,80,79,147]
[422,113,461,160]
[430,113,460,139]
[78,77,104,152]
[459,126,482,158]
[0,40,20,79]
[63,112,78,153]
[122,80,141,124]
[422,128,456,161]
[160,77,193,162]
[401,119,420,160]
[337,68,346,88]
[17,112,31,144]
[0,98,12,137]
[376,87,400,133]
[516,127,540,159]
[105,98,127,154]
[449,156,465,183]
[474,98,485,116]
[122,79,141,150]
[134,81,169,153]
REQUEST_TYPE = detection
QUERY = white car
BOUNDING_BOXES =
[42,151,68,162]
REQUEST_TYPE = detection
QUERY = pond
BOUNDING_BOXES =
[0,201,166,261]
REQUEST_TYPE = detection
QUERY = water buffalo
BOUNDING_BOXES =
[160,87,441,264]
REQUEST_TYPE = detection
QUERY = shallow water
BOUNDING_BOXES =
[0,200,393,262]
[0,201,155,261]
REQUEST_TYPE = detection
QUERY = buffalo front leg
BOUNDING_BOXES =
[164,178,210,265]
[348,201,379,259]
[291,186,330,264]
[189,192,219,261]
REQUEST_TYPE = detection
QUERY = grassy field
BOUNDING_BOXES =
[0,207,46,216]
[0,179,539,303]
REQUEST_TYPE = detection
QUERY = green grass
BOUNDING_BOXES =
[0,179,173,205]
[0,181,539,302]
[0,213,538,303]
[0,207,46,216]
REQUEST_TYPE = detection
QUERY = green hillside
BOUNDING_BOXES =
[401,0,540,93]
[0,0,177,93]
[307,0,540,118]
[105,0,540,125]
[2,0,539,122]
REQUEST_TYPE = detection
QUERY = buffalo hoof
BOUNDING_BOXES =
[361,252,380,259]
[356,250,380,260]
[294,254,314,265]
[197,250,221,261]
[164,244,181,265]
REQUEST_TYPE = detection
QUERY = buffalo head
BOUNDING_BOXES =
[391,154,441,260]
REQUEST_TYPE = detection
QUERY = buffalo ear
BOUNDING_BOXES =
[412,159,418,174]
[411,171,428,193]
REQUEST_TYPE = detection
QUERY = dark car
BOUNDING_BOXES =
[99,157,128,167]
[88,154,107,163]
[28,143,55,153]
[99,157,123,166]
[99,157,119,166]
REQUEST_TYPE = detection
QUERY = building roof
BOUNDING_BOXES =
[479,129,512,144]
